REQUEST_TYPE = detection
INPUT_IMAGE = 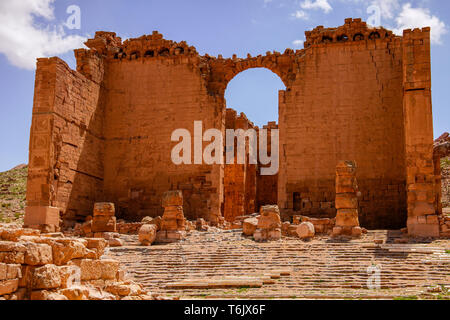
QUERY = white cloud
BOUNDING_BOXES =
[292,10,309,20]
[393,3,447,45]
[344,0,400,19]
[0,0,87,70]
[331,0,447,44]
[371,0,400,19]
[300,0,333,13]
[292,39,305,47]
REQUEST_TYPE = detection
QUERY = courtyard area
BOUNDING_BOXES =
[105,228,450,300]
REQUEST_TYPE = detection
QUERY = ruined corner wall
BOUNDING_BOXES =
[25,56,104,228]
[256,122,279,211]
[278,20,407,229]
[402,28,441,237]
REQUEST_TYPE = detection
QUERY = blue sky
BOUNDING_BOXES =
[0,0,448,171]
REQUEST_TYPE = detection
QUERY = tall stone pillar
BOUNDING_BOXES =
[24,58,61,233]
[333,161,362,237]
[402,28,440,237]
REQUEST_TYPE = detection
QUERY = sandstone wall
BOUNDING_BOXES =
[278,22,406,229]
[256,122,278,210]
[101,36,223,222]
[26,57,104,227]
[223,109,256,222]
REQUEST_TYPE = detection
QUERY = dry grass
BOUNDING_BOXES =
[0,165,27,224]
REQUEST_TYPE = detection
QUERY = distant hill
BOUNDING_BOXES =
[435,133,449,209]
[0,165,27,224]
[442,158,449,209]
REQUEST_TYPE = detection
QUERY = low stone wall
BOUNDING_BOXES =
[0,224,161,300]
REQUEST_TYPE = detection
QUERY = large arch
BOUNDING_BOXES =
[222,68,286,221]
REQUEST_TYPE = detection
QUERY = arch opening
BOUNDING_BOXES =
[224,68,285,128]
[222,67,285,222]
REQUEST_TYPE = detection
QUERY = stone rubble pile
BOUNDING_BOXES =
[117,221,144,235]
[439,215,450,238]
[195,218,209,232]
[0,224,162,300]
[73,203,124,247]
[242,206,281,242]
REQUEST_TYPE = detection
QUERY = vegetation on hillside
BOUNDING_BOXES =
[441,157,450,209]
[0,165,27,224]
[442,157,450,170]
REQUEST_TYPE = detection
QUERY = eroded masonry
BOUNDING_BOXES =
[24,19,444,237]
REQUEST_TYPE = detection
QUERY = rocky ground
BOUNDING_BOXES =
[1,158,450,300]
[104,229,450,300]
[0,165,27,225]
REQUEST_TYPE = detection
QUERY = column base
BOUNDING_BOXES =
[155,230,186,243]
[407,216,440,237]
[24,206,60,233]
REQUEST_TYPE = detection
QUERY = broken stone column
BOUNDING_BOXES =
[92,203,117,234]
[333,161,362,237]
[253,205,281,242]
[156,191,186,243]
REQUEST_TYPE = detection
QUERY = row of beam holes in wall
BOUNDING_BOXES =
[322,31,382,44]
[114,47,185,60]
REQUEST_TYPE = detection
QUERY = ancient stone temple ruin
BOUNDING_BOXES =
[24,18,444,237]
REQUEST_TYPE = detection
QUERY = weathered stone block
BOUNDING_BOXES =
[23,242,53,266]
[296,222,315,239]
[0,279,19,296]
[93,203,115,217]
[335,209,360,227]
[32,264,62,289]
[0,264,21,281]
[138,224,157,246]
[258,206,281,230]
[335,194,358,209]
[162,191,183,207]
[92,216,117,233]
[407,218,440,237]
[243,217,258,236]
[24,206,60,228]
[155,230,185,243]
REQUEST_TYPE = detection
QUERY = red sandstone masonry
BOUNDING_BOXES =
[24,20,441,235]
[402,27,440,237]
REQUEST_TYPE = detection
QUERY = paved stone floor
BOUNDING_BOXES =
[105,229,450,300]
